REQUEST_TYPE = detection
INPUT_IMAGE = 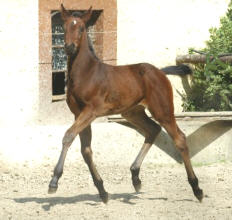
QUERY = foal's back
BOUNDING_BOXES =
[93,62,173,116]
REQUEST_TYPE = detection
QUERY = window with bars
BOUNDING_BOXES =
[51,10,103,101]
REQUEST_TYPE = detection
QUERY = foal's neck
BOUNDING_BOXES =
[71,29,98,71]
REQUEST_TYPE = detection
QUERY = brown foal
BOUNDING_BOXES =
[48,4,203,203]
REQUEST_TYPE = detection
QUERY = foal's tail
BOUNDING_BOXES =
[161,64,192,75]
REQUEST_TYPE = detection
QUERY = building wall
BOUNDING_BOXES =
[0,0,230,126]
[117,0,230,112]
[0,0,39,126]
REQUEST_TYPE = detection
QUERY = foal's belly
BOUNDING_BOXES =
[99,90,144,116]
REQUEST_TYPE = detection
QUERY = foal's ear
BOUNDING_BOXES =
[81,6,93,24]
[60,4,71,21]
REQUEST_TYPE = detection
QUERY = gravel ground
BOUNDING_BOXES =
[0,124,231,219]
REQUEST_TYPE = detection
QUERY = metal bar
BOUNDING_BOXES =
[108,112,232,123]
[52,69,67,73]
[52,45,64,48]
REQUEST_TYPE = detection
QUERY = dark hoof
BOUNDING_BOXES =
[195,188,204,202]
[133,178,142,193]
[48,186,57,194]
[48,182,58,194]
[100,192,109,204]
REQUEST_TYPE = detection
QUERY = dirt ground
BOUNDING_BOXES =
[0,124,232,219]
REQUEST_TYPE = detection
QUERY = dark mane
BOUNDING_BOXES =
[72,11,99,60]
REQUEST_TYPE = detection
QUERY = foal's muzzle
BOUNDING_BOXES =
[64,43,76,55]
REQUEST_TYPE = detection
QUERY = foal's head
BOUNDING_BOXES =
[60,4,92,56]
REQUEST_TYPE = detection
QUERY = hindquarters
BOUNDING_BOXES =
[140,63,175,123]
[140,64,203,202]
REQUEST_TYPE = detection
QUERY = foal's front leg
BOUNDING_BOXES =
[80,126,108,203]
[48,107,95,194]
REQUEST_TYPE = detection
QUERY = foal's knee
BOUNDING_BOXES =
[62,132,75,147]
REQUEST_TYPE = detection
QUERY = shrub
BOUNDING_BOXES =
[182,1,232,111]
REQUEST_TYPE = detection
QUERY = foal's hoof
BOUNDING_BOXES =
[100,191,109,204]
[48,186,57,194]
[48,183,58,194]
[133,178,142,193]
[195,188,204,202]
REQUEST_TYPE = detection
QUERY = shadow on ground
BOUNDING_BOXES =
[119,120,232,162]
[12,192,148,210]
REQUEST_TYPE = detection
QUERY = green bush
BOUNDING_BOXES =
[182,1,232,111]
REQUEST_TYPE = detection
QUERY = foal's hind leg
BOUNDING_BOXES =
[122,106,161,192]
[148,104,203,201]
[161,121,203,201]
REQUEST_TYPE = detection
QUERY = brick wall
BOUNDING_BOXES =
[38,0,117,124]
